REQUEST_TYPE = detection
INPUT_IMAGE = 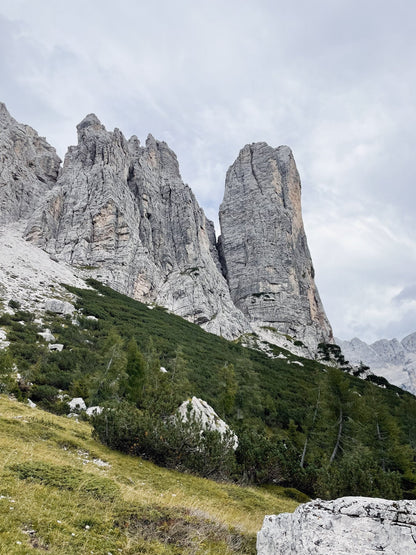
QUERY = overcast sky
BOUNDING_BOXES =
[1,0,415,343]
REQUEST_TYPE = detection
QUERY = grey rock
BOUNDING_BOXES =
[0,102,61,224]
[337,333,416,395]
[48,343,64,352]
[257,496,416,554]
[68,397,86,412]
[25,114,249,339]
[177,396,238,449]
[86,406,103,416]
[45,299,75,315]
[219,143,333,350]
[38,329,56,342]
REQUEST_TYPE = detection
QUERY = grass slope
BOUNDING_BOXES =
[0,395,298,554]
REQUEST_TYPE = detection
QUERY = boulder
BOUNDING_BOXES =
[68,397,86,412]
[45,299,75,315]
[257,496,416,554]
[178,396,238,449]
[48,343,64,352]
[86,406,103,416]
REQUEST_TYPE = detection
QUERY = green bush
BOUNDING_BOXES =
[92,403,237,480]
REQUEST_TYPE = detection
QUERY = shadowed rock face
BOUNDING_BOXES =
[25,114,249,339]
[0,103,61,224]
[219,142,333,349]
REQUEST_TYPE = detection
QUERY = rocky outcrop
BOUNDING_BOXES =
[219,143,333,350]
[0,103,61,224]
[25,114,249,339]
[257,496,416,554]
[178,396,238,449]
[337,333,416,395]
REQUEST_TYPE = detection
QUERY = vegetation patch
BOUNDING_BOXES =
[9,461,120,500]
[1,278,416,501]
[115,504,256,553]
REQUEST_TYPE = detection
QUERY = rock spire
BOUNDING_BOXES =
[219,142,333,349]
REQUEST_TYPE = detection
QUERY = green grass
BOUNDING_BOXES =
[0,395,298,554]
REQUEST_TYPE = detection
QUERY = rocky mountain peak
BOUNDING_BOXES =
[76,113,105,133]
[24,112,250,339]
[337,333,416,394]
[1,104,333,350]
[0,102,61,225]
[402,331,416,352]
[219,141,333,350]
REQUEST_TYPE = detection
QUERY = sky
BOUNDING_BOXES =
[0,0,415,343]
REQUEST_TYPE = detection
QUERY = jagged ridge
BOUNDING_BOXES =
[1,103,332,349]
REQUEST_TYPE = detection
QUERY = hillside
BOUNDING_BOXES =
[0,395,300,554]
[1,278,416,503]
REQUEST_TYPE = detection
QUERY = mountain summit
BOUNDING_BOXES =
[1,104,332,350]
[219,142,332,348]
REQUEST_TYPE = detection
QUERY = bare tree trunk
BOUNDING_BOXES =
[300,437,308,468]
[300,388,320,468]
[329,407,343,465]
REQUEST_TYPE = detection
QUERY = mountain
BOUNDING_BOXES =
[0,103,332,351]
[24,113,248,340]
[336,333,416,394]
[219,142,332,349]
[0,102,61,224]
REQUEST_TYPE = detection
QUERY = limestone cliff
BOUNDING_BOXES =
[0,103,61,224]
[0,103,334,349]
[219,142,333,349]
[25,114,249,339]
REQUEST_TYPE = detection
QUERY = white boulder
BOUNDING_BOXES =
[86,406,103,416]
[48,343,64,351]
[178,396,238,449]
[68,397,86,412]
[38,329,56,342]
[257,496,416,555]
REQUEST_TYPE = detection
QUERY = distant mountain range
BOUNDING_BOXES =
[337,334,416,394]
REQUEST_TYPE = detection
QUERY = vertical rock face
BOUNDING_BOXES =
[0,103,61,224]
[219,142,333,349]
[25,114,249,339]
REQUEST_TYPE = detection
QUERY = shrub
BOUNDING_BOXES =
[92,403,237,480]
